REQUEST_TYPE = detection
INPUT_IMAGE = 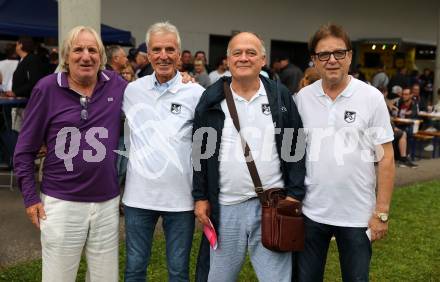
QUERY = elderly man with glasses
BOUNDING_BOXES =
[14,26,127,282]
[293,24,395,281]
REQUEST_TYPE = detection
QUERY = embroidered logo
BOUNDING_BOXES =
[261,104,271,115]
[107,97,114,102]
[171,103,182,114]
[344,111,356,123]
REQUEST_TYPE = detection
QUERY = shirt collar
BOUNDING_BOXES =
[57,70,111,88]
[151,71,180,94]
[231,79,267,102]
[315,75,354,98]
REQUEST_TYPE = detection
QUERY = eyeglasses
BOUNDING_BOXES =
[80,96,88,120]
[313,49,350,61]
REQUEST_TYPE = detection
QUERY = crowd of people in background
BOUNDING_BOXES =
[355,65,438,168]
[0,20,439,282]
[0,35,438,172]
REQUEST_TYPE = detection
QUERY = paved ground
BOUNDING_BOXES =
[1,158,439,269]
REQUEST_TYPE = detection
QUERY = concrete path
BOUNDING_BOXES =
[1,158,439,268]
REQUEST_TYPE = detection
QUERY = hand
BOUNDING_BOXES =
[26,202,46,229]
[180,72,195,84]
[194,200,211,226]
[368,214,388,241]
[5,91,15,97]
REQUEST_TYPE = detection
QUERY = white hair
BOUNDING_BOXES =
[145,22,181,51]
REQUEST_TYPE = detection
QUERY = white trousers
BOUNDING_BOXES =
[40,194,119,282]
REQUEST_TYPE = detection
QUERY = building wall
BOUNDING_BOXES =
[102,0,439,61]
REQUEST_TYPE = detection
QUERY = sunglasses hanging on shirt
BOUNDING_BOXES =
[80,96,89,120]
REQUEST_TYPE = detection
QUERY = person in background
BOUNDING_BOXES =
[276,55,303,94]
[48,49,59,73]
[419,68,434,105]
[380,87,418,168]
[411,83,427,112]
[14,25,127,282]
[192,59,211,88]
[270,60,281,81]
[106,45,128,73]
[350,63,366,82]
[134,43,153,78]
[194,50,212,73]
[4,37,48,131]
[181,50,194,73]
[434,89,440,113]
[127,47,138,72]
[388,85,402,101]
[371,63,389,90]
[388,67,410,94]
[0,44,19,92]
[116,63,136,215]
[121,63,135,83]
[396,87,418,119]
[298,66,321,91]
[208,55,230,84]
[5,36,47,98]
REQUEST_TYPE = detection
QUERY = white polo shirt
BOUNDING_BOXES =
[122,72,204,211]
[218,80,284,205]
[294,77,394,227]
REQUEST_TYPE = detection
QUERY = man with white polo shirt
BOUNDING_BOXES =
[294,24,395,281]
[122,22,204,281]
[192,32,305,282]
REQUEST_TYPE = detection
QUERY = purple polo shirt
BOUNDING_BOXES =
[14,70,128,208]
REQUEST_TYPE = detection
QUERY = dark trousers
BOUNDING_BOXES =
[124,206,195,282]
[294,216,372,282]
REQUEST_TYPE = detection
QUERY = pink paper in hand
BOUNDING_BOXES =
[203,219,218,250]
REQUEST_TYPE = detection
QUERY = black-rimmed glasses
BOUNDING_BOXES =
[313,49,350,61]
[80,96,88,120]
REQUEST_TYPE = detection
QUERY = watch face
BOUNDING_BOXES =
[379,214,388,222]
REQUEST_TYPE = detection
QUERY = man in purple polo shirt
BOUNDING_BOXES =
[13,26,127,282]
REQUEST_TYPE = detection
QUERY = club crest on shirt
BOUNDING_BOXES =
[170,103,182,114]
[344,110,356,123]
[261,104,271,115]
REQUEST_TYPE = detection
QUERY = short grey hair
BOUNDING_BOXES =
[106,45,123,61]
[59,26,107,72]
[226,31,266,57]
[145,22,181,51]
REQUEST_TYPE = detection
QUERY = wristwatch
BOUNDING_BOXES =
[375,211,389,223]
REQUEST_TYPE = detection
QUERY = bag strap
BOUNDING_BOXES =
[223,81,265,200]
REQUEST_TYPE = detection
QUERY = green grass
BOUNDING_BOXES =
[1,181,439,282]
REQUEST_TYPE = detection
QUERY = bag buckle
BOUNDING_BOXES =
[255,187,265,204]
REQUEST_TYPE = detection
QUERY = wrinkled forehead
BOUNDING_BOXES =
[315,35,348,52]
[229,34,264,54]
[149,32,179,48]
[71,31,99,48]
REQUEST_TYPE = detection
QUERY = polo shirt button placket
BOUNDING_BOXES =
[328,102,337,127]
